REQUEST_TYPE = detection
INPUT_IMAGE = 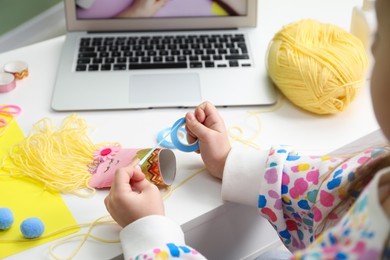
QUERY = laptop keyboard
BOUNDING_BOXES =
[75,33,252,72]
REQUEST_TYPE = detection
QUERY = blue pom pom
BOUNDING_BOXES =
[20,217,45,239]
[0,208,14,230]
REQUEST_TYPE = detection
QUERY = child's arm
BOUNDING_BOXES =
[104,160,196,259]
[185,101,389,252]
[221,144,389,252]
[105,160,207,259]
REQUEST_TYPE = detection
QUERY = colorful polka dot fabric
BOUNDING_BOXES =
[258,145,390,258]
[130,243,205,260]
[292,167,390,259]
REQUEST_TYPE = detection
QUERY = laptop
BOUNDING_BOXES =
[51,0,277,111]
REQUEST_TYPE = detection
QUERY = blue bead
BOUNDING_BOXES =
[20,217,45,239]
[0,208,14,230]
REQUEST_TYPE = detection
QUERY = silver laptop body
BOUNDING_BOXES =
[51,0,276,111]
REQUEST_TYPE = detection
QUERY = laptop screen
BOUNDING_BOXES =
[65,0,255,32]
[75,0,248,19]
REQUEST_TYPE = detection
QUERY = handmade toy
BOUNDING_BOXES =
[1,114,177,196]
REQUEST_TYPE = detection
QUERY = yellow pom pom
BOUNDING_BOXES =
[266,19,368,114]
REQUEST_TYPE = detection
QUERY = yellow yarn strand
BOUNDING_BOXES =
[1,114,116,196]
[228,95,284,149]
[48,215,118,260]
[266,19,368,114]
[162,167,206,200]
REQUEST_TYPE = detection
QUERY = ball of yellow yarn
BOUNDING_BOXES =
[266,19,368,114]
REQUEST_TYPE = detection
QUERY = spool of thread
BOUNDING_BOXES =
[266,19,368,115]
[0,73,16,93]
[4,61,29,80]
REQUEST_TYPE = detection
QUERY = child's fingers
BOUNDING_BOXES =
[185,112,198,141]
[112,159,141,191]
[194,103,207,123]
[131,166,146,182]
[131,178,154,193]
[185,111,210,140]
[112,167,132,193]
[125,158,140,170]
[198,102,226,132]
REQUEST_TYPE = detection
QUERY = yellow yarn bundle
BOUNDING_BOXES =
[266,19,368,114]
[1,115,114,197]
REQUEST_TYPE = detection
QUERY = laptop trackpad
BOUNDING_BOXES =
[129,73,201,106]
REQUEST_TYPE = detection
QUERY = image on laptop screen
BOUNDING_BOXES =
[75,0,247,19]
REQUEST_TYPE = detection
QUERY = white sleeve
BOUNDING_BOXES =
[221,147,268,207]
[120,215,185,259]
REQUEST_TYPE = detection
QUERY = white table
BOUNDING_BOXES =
[0,0,379,259]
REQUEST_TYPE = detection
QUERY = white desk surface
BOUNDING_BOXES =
[0,0,379,259]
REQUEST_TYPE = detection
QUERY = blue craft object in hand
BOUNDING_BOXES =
[20,217,45,239]
[0,208,14,230]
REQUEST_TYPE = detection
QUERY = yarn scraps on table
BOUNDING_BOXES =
[0,119,79,259]
[1,115,102,197]
[1,114,177,196]
[266,19,368,115]
[228,95,285,150]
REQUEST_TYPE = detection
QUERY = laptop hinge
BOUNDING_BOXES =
[86,28,238,34]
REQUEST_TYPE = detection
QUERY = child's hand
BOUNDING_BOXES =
[185,101,231,180]
[104,159,164,227]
